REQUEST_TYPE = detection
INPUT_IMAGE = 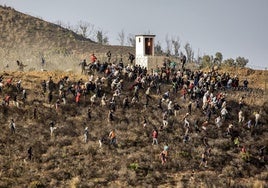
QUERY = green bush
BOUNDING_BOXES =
[129,163,139,171]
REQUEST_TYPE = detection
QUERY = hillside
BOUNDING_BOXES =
[0,68,267,187]
[0,5,134,71]
[0,4,267,188]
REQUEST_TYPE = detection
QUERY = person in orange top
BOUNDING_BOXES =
[109,129,116,145]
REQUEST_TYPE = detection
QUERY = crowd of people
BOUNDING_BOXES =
[1,52,266,168]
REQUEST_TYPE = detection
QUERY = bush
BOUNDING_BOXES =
[29,181,45,188]
[128,162,139,171]
[222,165,241,178]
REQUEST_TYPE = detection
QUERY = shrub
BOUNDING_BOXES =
[222,165,241,178]
[129,162,139,171]
[240,152,250,162]
[29,180,45,188]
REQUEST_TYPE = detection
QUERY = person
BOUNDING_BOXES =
[123,96,129,109]
[194,119,201,133]
[22,89,27,103]
[202,136,209,147]
[190,170,195,181]
[239,97,244,110]
[16,60,25,71]
[48,91,53,105]
[87,107,92,120]
[167,100,173,115]
[109,129,116,146]
[28,146,33,161]
[244,119,252,129]
[13,94,19,108]
[143,116,147,128]
[221,107,228,122]
[254,111,260,126]
[238,110,244,124]
[145,87,152,107]
[188,101,192,115]
[108,109,114,122]
[241,145,246,153]
[90,53,97,64]
[41,80,47,94]
[199,151,208,167]
[128,53,135,64]
[152,129,158,145]
[183,113,190,128]
[90,94,96,106]
[99,136,106,148]
[80,59,88,74]
[106,51,111,62]
[258,146,266,161]
[4,95,11,106]
[16,80,21,92]
[162,111,168,128]
[243,79,249,90]
[41,57,45,68]
[215,116,222,128]
[10,119,16,134]
[33,105,38,119]
[226,123,233,136]
[84,127,89,143]
[181,55,186,70]
[183,133,190,143]
[173,102,181,116]
[76,92,81,105]
[160,146,168,165]
[157,98,163,111]
[49,121,56,137]
[201,120,209,131]
[55,99,61,111]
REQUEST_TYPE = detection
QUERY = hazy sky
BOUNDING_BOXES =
[1,0,268,69]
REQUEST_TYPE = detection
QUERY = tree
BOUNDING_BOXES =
[76,21,95,39]
[127,34,136,47]
[236,56,248,67]
[215,52,223,64]
[200,55,212,68]
[223,58,235,67]
[117,29,125,46]
[154,41,163,55]
[96,30,109,45]
[184,42,194,63]
[165,34,171,56]
[171,36,180,56]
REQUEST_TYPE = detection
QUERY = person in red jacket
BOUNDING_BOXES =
[152,129,158,145]
[76,92,81,105]
[90,53,97,64]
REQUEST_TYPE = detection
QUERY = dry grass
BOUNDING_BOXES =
[0,69,266,187]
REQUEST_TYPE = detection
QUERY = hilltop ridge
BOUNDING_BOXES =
[0,5,134,71]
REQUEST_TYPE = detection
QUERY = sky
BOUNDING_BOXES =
[1,0,268,69]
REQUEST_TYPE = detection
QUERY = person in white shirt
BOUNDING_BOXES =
[238,110,244,124]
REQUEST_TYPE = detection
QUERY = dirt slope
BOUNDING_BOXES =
[0,69,267,187]
[0,5,134,71]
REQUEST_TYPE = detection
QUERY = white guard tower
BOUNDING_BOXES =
[135,35,156,69]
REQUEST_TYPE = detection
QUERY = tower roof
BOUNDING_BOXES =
[135,34,156,38]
